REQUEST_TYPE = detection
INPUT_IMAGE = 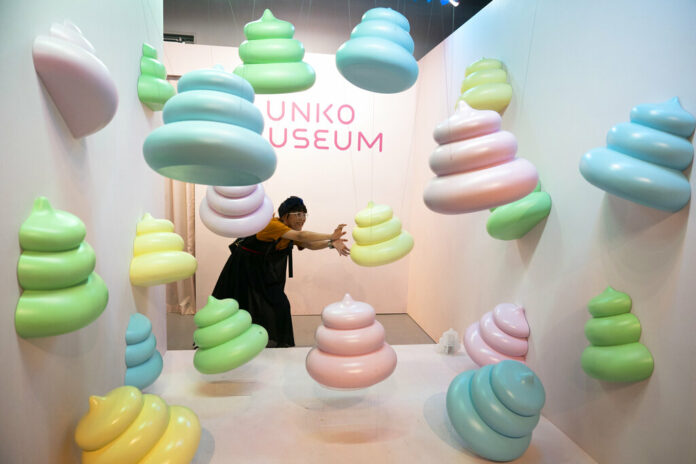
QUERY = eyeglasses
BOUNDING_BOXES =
[288,212,307,218]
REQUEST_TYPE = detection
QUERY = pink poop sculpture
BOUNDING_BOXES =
[463,303,529,366]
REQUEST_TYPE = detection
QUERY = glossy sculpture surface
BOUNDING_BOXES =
[486,182,552,240]
[457,58,512,114]
[350,201,413,266]
[138,43,175,111]
[200,184,274,237]
[125,313,163,390]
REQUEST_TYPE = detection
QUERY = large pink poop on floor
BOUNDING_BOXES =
[306,294,397,389]
[463,303,529,366]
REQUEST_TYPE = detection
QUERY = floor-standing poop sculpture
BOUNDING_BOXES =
[138,43,175,111]
[447,360,545,462]
[125,313,163,390]
[580,97,695,212]
[15,197,108,338]
[200,184,274,237]
[306,294,397,389]
[33,20,118,137]
[581,287,654,382]
[336,8,418,93]
[464,303,529,366]
[193,296,268,374]
[423,101,538,214]
[143,66,277,186]
[350,201,413,266]
[75,386,201,463]
[129,213,197,287]
[234,9,315,93]
[457,58,512,114]
[486,182,552,240]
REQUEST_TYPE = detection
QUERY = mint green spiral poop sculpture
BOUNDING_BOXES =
[234,10,315,94]
[15,197,108,338]
[581,287,654,383]
[137,43,175,111]
[143,66,277,186]
[447,360,545,461]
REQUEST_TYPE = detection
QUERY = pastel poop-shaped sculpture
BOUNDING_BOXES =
[129,213,197,287]
[579,97,695,212]
[487,182,552,240]
[15,197,108,338]
[423,101,538,214]
[200,184,274,237]
[234,9,315,94]
[143,66,277,186]
[457,58,512,114]
[581,287,654,382]
[336,7,418,94]
[125,313,163,390]
[350,201,413,266]
[138,43,176,111]
[447,360,545,462]
[306,294,397,389]
[75,386,201,464]
[33,20,118,138]
[193,296,268,374]
[464,303,529,367]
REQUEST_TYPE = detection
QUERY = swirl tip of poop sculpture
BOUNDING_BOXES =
[234,9,315,94]
[32,20,118,138]
[306,294,397,389]
[200,184,274,237]
[75,386,201,464]
[16,197,108,338]
[350,201,413,267]
[464,303,529,367]
[457,58,512,114]
[486,181,552,240]
[125,313,163,390]
[424,101,538,214]
[581,287,654,383]
[579,97,695,212]
[129,213,197,287]
[336,7,418,94]
[143,65,277,186]
[193,295,268,374]
[447,360,545,461]
[138,43,176,111]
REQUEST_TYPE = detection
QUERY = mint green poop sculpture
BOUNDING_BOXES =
[234,10,315,94]
[137,43,175,111]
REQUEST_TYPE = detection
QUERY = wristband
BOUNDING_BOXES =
[328,240,334,249]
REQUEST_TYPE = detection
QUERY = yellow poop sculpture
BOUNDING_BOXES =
[457,58,512,114]
[129,213,197,286]
[75,386,201,463]
[350,201,413,267]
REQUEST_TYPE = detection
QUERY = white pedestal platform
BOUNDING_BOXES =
[149,345,595,464]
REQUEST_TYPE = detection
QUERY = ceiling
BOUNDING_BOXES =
[164,0,492,60]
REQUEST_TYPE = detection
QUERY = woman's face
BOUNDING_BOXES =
[284,211,306,231]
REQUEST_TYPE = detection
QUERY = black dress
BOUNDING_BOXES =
[212,234,295,347]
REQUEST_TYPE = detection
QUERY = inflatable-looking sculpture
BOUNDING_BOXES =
[138,43,175,111]
[200,184,274,237]
[486,182,552,240]
[125,313,163,390]
[350,201,413,266]
[457,58,512,114]
[463,303,529,367]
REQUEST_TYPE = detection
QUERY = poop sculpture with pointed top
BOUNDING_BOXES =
[143,66,277,186]
[336,7,418,94]
[129,213,197,287]
[487,182,552,240]
[15,197,109,338]
[138,43,176,111]
[193,296,268,374]
[306,294,397,389]
[457,58,512,114]
[125,314,163,390]
[350,201,413,267]
[32,21,118,138]
[464,303,529,367]
[200,184,274,237]
[580,97,695,212]
[447,360,545,462]
[424,101,538,214]
[75,386,201,463]
[234,9,315,94]
[581,287,654,383]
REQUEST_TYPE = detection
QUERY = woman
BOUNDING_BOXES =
[212,196,350,347]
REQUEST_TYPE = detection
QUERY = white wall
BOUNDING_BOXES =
[164,43,419,315]
[0,1,167,462]
[406,0,696,462]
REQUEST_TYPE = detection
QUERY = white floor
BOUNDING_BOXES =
[148,345,596,464]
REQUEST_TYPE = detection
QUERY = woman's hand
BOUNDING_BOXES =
[330,224,347,241]
[332,239,350,256]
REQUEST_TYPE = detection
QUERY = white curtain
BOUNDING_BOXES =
[165,178,197,315]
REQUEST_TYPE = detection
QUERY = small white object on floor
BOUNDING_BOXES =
[437,328,460,354]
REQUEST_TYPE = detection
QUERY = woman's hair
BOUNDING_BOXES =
[278,196,307,217]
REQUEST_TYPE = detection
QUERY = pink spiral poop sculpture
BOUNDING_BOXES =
[463,303,529,367]
[306,294,397,389]
[423,101,538,214]
[200,184,273,237]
